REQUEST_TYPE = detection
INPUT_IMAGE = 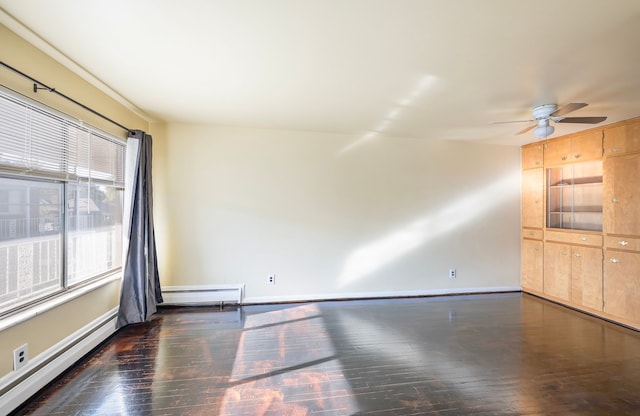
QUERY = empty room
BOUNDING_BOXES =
[1,1,640,415]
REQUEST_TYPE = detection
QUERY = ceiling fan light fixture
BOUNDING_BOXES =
[534,122,554,138]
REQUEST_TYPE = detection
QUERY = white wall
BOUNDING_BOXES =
[154,123,521,302]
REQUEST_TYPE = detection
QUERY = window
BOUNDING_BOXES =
[0,87,125,314]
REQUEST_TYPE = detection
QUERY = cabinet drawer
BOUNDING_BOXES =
[545,230,602,246]
[604,236,640,251]
[523,228,543,240]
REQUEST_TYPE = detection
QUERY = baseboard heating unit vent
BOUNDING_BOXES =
[161,285,244,308]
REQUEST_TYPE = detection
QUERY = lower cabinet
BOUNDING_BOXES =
[571,245,603,312]
[522,238,543,293]
[543,242,572,302]
[604,249,640,326]
[543,240,603,311]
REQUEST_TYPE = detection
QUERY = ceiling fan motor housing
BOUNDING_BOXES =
[532,104,558,120]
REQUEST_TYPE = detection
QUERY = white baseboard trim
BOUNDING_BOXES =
[162,284,244,305]
[0,307,118,415]
[242,286,521,304]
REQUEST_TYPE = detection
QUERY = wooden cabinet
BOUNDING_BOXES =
[603,119,640,157]
[603,250,640,326]
[522,236,543,293]
[603,153,640,236]
[544,130,603,166]
[521,117,640,330]
[522,168,544,229]
[522,143,543,169]
[571,245,603,312]
[543,242,572,302]
[544,137,572,166]
[543,237,603,311]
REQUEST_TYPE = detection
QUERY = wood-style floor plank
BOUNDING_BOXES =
[11,293,640,415]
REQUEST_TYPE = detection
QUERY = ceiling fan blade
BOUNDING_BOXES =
[551,102,588,117]
[516,124,536,135]
[490,119,534,125]
[557,116,607,124]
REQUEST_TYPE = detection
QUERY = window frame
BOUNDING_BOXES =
[0,86,127,319]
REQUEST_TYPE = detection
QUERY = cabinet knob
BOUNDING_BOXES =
[535,161,541,166]
[574,154,582,159]
[574,253,582,258]
[611,198,620,203]
[580,237,588,242]
[610,147,619,153]
[610,258,619,263]
[561,251,568,256]
[561,155,568,161]
[618,240,629,246]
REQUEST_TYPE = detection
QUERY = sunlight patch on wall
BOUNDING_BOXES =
[338,171,519,287]
[339,74,439,155]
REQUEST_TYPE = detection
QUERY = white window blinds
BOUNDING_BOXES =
[0,88,125,187]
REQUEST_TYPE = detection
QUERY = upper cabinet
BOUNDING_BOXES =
[603,153,640,236]
[544,130,603,166]
[603,118,640,157]
[522,168,544,229]
[522,143,543,169]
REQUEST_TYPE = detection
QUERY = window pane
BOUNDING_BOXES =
[66,183,123,285]
[0,177,63,313]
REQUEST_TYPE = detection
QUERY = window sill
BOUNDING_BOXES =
[0,273,121,332]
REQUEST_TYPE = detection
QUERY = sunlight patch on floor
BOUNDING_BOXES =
[222,304,359,415]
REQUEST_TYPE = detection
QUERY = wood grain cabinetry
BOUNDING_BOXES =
[522,168,544,229]
[603,249,640,326]
[603,153,640,236]
[543,232,603,311]
[522,143,543,169]
[544,130,603,166]
[522,234,543,293]
[602,142,640,327]
[603,119,640,157]
[521,117,640,330]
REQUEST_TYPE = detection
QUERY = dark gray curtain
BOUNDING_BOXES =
[117,130,163,328]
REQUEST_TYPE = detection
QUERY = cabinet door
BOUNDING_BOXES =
[522,168,544,228]
[603,122,640,157]
[522,143,543,169]
[543,242,572,302]
[544,137,572,166]
[571,246,603,311]
[604,250,640,325]
[522,238,543,293]
[603,154,640,235]
[570,130,603,163]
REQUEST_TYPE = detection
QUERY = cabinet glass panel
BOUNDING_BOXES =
[547,161,603,231]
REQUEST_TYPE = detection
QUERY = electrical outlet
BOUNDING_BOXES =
[13,344,28,371]
[267,274,275,285]
[449,269,456,278]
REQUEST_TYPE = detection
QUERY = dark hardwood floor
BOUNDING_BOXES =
[11,293,640,415]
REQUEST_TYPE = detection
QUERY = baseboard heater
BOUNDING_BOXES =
[161,285,244,308]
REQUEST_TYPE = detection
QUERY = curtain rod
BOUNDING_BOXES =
[0,60,134,135]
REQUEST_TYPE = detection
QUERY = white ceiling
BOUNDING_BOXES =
[2,0,640,146]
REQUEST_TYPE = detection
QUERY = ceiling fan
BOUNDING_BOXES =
[496,103,607,139]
